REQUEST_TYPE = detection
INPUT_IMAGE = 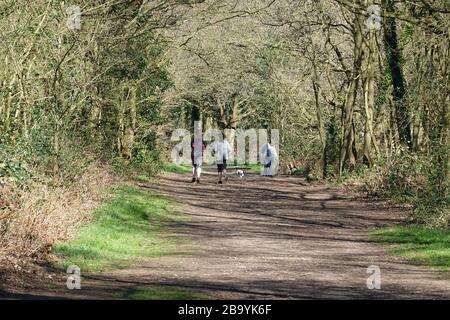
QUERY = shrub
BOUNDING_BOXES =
[363,150,425,203]
[0,162,116,261]
[362,147,448,229]
[412,143,449,229]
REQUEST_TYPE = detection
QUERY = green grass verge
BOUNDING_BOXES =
[134,175,156,183]
[163,163,192,174]
[54,185,179,272]
[371,226,450,270]
[118,286,209,300]
[249,164,262,173]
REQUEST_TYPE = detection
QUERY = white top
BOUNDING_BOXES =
[261,144,278,163]
[214,140,231,161]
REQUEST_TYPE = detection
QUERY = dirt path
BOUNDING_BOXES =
[3,171,449,299]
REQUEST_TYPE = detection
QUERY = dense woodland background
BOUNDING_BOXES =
[0,0,448,261]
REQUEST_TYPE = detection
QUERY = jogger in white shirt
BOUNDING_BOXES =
[214,134,231,184]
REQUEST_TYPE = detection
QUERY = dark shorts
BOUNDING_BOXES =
[217,159,227,172]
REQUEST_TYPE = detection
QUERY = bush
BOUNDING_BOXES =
[0,129,117,261]
[0,162,116,261]
[363,150,425,203]
[412,143,449,229]
[111,149,162,179]
[362,148,449,229]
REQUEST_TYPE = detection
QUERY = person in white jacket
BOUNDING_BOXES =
[213,134,231,184]
[260,143,278,177]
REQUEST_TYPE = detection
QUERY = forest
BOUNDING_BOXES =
[0,0,448,300]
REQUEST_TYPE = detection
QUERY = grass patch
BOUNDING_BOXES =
[118,286,209,300]
[54,185,179,272]
[372,226,450,270]
[134,175,154,183]
[163,163,192,174]
[249,164,262,174]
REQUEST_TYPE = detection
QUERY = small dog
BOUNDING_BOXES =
[236,169,244,179]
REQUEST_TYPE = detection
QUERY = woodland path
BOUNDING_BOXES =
[3,171,449,299]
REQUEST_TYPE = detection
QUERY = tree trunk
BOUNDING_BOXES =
[382,0,412,149]
[121,84,137,160]
[339,5,364,177]
[363,24,380,165]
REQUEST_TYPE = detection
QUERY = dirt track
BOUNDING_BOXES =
[2,171,449,299]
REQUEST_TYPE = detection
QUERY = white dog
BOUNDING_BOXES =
[236,169,244,179]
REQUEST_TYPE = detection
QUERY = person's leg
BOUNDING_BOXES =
[196,167,202,183]
[269,159,278,177]
[223,159,228,181]
[263,162,271,176]
[268,165,273,177]
[217,164,223,183]
[192,165,196,182]
[194,157,202,183]
[268,161,273,177]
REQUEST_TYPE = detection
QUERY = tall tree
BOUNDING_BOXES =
[382,0,412,149]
